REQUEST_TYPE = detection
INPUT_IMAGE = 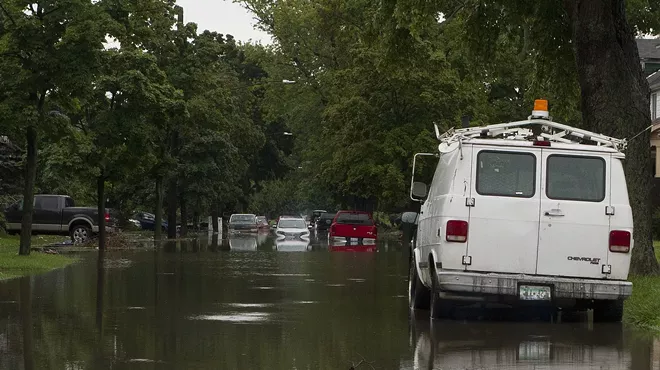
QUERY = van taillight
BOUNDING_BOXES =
[446,220,468,243]
[609,230,631,253]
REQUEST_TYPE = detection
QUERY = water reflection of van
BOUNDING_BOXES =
[228,235,258,251]
[405,317,627,370]
[275,238,311,252]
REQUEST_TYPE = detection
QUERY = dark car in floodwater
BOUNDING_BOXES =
[130,212,168,232]
[309,209,327,226]
[315,212,336,232]
[228,214,258,233]
[3,194,116,244]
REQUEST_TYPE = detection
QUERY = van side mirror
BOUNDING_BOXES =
[401,212,418,225]
[411,182,428,199]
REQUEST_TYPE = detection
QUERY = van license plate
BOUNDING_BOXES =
[519,285,551,301]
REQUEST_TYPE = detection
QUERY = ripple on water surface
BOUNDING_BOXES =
[224,303,275,308]
[188,312,271,323]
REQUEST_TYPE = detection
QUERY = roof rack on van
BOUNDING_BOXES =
[436,119,627,152]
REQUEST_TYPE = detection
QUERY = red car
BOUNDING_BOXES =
[328,210,377,246]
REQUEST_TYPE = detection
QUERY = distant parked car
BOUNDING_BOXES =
[275,217,310,240]
[256,216,270,230]
[310,209,328,226]
[229,214,258,233]
[329,211,377,246]
[315,212,336,232]
[3,194,116,244]
[131,212,168,232]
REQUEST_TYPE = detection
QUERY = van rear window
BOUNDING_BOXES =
[476,151,536,198]
[546,155,605,202]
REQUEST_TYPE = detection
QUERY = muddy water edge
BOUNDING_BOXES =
[0,232,657,370]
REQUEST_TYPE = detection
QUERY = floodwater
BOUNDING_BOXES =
[0,231,658,370]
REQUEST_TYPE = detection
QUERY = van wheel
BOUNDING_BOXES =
[429,266,453,319]
[408,252,430,310]
[593,300,624,322]
[70,224,92,245]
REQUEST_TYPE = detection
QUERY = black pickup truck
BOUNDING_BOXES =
[3,194,116,244]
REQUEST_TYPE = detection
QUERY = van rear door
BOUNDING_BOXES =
[466,146,542,274]
[536,150,610,279]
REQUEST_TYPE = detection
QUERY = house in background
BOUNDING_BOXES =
[637,38,660,77]
[649,71,660,122]
[636,38,660,121]
[637,39,660,181]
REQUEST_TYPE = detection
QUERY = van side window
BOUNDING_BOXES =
[476,151,536,198]
[546,155,605,202]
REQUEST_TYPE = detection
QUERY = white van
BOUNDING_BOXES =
[407,100,633,322]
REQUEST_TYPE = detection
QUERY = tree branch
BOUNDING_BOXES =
[0,1,17,26]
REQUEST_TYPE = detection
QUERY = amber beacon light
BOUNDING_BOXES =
[531,99,550,119]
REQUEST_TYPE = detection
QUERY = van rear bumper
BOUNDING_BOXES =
[436,271,632,300]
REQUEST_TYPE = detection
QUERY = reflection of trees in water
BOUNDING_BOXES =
[0,270,105,369]
[20,277,33,370]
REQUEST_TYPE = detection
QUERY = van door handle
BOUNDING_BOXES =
[544,209,564,217]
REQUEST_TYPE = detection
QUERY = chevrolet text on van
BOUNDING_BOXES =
[407,100,633,322]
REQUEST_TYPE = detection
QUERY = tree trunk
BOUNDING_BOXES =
[97,175,106,253]
[154,178,163,242]
[19,125,38,256]
[179,192,188,237]
[167,179,177,239]
[564,0,659,275]
[193,210,200,231]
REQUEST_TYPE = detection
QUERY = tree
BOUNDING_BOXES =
[238,0,487,210]
[101,0,185,241]
[564,0,659,275]
[0,0,109,254]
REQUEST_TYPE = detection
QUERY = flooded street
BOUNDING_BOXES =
[0,232,658,369]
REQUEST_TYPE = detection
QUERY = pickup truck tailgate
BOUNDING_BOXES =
[332,224,376,238]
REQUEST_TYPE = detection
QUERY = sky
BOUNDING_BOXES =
[175,0,272,44]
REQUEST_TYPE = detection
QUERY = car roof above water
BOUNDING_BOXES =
[229,214,256,221]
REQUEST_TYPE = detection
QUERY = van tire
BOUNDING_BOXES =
[408,252,430,310]
[593,300,624,322]
[429,265,453,319]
